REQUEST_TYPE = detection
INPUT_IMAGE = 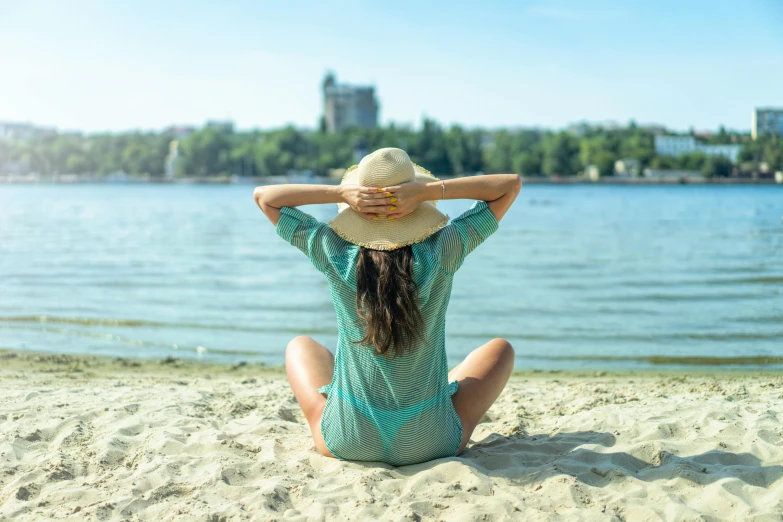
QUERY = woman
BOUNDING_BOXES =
[254,148,521,466]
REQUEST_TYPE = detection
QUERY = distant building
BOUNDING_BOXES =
[0,121,56,141]
[322,72,379,133]
[567,122,591,137]
[567,120,663,137]
[567,120,622,137]
[752,108,783,139]
[0,122,34,140]
[165,140,180,179]
[205,120,234,133]
[639,124,667,135]
[164,125,196,140]
[614,158,641,177]
[654,135,741,163]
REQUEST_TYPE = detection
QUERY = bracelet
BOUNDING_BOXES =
[441,180,445,200]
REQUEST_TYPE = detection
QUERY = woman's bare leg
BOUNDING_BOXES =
[448,338,515,454]
[285,335,335,458]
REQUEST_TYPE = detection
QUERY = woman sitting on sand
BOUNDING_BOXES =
[254,148,521,465]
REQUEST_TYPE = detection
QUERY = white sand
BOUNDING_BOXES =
[1,351,781,521]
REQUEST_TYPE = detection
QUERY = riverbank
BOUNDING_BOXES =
[1,350,781,521]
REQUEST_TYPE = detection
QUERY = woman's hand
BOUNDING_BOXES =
[339,184,393,220]
[380,181,428,219]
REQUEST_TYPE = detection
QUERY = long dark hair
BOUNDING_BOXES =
[354,246,424,356]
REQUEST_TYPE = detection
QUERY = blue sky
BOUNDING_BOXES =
[1,0,781,133]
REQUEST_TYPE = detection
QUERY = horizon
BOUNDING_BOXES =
[1,0,782,134]
[0,115,759,137]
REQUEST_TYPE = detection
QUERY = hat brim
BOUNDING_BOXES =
[329,164,449,251]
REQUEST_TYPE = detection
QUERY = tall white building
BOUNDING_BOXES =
[164,140,180,179]
[654,136,741,163]
[752,108,783,139]
[322,73,379,133]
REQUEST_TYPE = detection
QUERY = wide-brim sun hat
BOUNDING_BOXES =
[329,147,449,251]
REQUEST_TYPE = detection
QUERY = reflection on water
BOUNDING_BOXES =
[0,184,781,370]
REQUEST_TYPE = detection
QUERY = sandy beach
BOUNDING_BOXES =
[0,350,781,521]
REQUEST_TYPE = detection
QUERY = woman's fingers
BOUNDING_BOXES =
[360,192,389,200]
[353,185,411,218]
[356,203,399,213]
[358,198,390,208]
[384,211,412,220]
[352,202,387,214]
[359,187,392,197]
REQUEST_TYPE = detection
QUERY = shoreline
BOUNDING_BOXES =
[1,348,781,520]
[1,175,781,186]
[2,349,782,379]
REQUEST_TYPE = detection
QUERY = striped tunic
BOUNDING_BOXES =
[276,200,498,466]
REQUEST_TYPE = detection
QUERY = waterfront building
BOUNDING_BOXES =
[752,108,783,139]
[614,158,641,177]
[165,141,180,179]
[322,72,379,133]
[654,135,741,163]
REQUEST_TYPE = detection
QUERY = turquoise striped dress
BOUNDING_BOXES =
[276,201,498,466]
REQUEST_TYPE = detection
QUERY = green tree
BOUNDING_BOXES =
[542,132,580,176]
[0,140,9,167]
[65,153,93,173]
[579,135,617,175]
[512,150,542,176]
[5,118,775,180]
[410,119,450,174]
[178,128,232,176]
[677,151,708,170]
[651,155,676,169]
[762,140,782,170]
[484,130,514,173]
[702,156,733,178]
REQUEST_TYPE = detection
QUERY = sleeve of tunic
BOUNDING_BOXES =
[433,200,499,274]
[275,206,334,273]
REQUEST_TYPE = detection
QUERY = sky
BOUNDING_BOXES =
[1,0,782,134]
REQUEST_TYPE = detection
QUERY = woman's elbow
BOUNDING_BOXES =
[253,187,281,224]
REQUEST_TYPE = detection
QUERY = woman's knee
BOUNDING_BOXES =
[491,338,515,360]
[286,336,315,356]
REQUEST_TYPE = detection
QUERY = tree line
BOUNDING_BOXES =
[1,119,781,178]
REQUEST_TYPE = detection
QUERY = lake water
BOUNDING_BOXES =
[1,184,782,371]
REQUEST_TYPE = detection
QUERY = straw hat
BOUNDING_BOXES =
[329,148,449,251]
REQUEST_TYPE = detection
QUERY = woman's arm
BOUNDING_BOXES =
[253,184,389,225]
[383,174,522,222]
